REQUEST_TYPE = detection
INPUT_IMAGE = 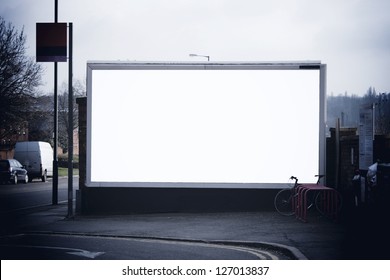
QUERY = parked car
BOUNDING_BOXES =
[0,159,28,184]
[14,141,53,182]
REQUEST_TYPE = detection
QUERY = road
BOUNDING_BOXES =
[0,232,281,260]
[0,177,286,260]
[0,176,76,213]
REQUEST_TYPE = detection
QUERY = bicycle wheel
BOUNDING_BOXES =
[274,188,295,216]
[315,190,343,218]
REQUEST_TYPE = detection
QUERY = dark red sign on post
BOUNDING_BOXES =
[36,23,67,62]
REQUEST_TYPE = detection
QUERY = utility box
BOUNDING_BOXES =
[377,163,390,211]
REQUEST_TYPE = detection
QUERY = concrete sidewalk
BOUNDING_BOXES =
[5,203,367,260]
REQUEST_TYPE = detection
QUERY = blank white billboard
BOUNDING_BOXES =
[86,62,326,188]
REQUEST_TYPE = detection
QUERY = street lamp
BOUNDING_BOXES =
[189,53,210,61]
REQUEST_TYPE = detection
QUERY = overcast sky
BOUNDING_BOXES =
[1,0,389,96]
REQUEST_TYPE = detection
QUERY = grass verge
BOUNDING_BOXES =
[58,167,79,177]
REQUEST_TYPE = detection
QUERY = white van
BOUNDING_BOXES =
[14,141,53,182]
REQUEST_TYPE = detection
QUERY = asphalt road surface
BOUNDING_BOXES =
[0,232,283,260]
[0,176,288,260]
[0,176,75,213]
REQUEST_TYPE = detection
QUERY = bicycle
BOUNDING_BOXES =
[274,175,342,218]
[274,176,305,216]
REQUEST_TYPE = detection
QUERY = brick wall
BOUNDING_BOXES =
[76,97,87,214]
[326,128,359,190]
[76,97,86,187]
[327,127,390,191]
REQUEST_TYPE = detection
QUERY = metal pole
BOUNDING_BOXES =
[335,118,340,190]
[52,0,59,205]
[67,22,74,218]
[55,0,58,21]
[319,64,327,185]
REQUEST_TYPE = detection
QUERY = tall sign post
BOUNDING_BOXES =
[36,1,73,214]
[53,0,59,206]
[67,22,74,218]
[36,21,67,205]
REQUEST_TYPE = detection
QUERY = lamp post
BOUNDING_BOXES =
[53,0,59,205]
[189,53,210,61]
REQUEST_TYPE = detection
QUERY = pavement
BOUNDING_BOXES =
[4,202,390,260]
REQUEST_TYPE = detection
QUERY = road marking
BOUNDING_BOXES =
[0,244,105,259]
[66,250,105,258]
[219,244,278,260]
[76,233,279,259]
[2,232,285,259]
[146,239,279,260]
[26,232,280,259]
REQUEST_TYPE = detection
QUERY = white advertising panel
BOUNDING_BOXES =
[86,62,326,188]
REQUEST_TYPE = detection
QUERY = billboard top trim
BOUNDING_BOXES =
[87,60,324,70]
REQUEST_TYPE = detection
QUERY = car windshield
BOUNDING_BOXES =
[13,160,22,168]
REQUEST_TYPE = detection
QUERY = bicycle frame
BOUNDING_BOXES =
[274,175,341,221]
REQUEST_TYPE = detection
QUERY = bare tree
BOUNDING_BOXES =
[327,88,390,135]
[58,79,86,153]
[28,95,53,143]
[0,17,42,140]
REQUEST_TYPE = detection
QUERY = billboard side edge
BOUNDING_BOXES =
[86,63,94,187]
[319,64,327,184]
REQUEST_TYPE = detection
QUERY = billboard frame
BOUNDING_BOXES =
[86,61,326,188]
